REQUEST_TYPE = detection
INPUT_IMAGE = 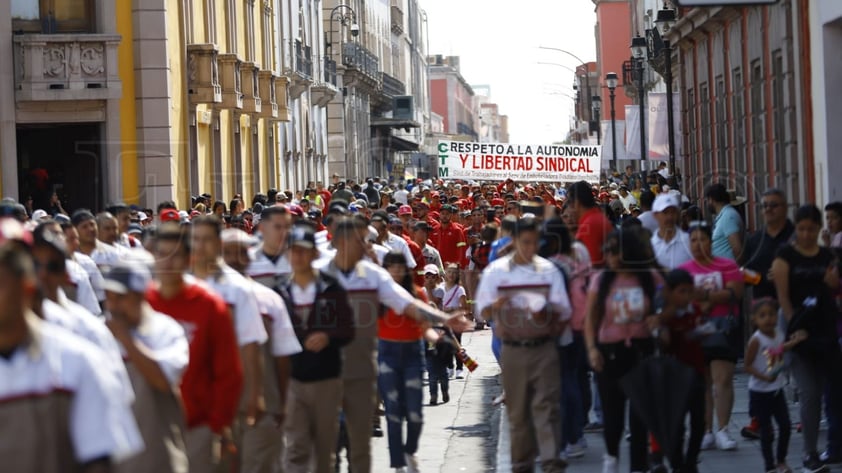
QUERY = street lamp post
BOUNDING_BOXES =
[327,5,359,53]
[631,35,648,168]
[655,8,678,181]
[592,95,602,145]
[605,72,618,171]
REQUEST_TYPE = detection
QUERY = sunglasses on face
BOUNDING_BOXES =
[424,273,438,278]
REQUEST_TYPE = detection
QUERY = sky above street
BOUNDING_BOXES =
[421,0,597,144]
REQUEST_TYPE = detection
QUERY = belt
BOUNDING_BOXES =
[502,337,553,348]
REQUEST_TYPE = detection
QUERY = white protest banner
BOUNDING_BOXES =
[647,92,682,161]
[436,140,601,183]
[601,119,628,166]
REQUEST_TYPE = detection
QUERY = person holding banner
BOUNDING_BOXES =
[476,217,571,473]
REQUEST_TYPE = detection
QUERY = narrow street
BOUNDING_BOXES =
[368,329,842,473]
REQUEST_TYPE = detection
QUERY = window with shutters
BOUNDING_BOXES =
[772,51,785,189]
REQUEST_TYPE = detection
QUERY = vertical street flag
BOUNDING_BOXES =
[647,92,682,161]
[601,119,628,168]
[625,105,642,160]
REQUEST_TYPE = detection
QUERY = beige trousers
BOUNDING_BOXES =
[341,377,378,473]
[284,378,343,473]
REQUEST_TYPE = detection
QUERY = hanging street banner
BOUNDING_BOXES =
[436,140,602,183]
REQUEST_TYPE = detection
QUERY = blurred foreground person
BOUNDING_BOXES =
[103,262,190,473]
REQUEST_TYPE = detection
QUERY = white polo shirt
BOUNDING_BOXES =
[651,230,693,270]
[74,251,105,302]
[66,258,101,316]
[383,232,417,269]
[475,254,572,336]
[199,264,268,347]
[247,245,291,289]
[249,280,302,357]
[123,304,190,386]
[0,313,143,465]
[315,258,416,379]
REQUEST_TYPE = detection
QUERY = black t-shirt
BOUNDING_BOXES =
[743,221,795,299]
[776,245,838,355]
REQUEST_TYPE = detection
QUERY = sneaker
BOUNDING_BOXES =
[803,454,829,473]
[584,422,604,433]
[455,369,465,379]
[565,442,586,459]
[602,454,619,473]
[442,391,450,404]
[393,468,406,473]
[715,428,737,451]
[429,397,437,406]
[741,417,761,440]
[819,450,842,465]
[372,425,384,438]
[700,432,716,450]
[404,453,420,473]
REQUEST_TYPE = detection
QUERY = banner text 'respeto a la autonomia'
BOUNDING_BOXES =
[436,141,601,183]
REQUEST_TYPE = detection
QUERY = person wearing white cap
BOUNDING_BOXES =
[651,193,693,270]
[31,209,49,221]
[102,261,190,473]
[221,227,303,473]
[421,263,444,308]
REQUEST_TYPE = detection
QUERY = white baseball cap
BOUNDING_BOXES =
[652,193,680,213]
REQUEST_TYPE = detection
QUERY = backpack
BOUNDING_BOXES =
[471,241,492,271]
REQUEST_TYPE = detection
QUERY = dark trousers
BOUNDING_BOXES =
[596,339,654,471]
[670,373,706,470]
[573,332,593,421]
[750,389,791,470]
[559,341,585,447]
[426,355,449,400]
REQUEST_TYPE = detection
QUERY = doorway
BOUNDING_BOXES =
[17,123,103,213]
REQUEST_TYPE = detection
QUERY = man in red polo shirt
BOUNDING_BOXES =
[566,180,613,267]
[435,204,468,268]
[146,223,243,472]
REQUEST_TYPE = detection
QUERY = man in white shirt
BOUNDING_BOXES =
[72,209,123,271]
[222,227,302,473]
[618,185,638,211]
[0,227,142,472]
[651,193,693,270]
[102,262,190,473]
[191,216,269,472]
[393,184,409,205]
[475,217,571,473]
[248,206,293,288]
[315,216,468,473]
[636,190,659,235]
[370,212,416,270]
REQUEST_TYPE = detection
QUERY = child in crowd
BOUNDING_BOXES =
[426,326,455,405]
[744,298,806,473]
[658,268,707,473]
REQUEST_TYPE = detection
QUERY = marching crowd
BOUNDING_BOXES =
[0,169,840,473]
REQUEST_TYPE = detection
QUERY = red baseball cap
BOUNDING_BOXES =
[160,209,180,222]
[398,205,413,216]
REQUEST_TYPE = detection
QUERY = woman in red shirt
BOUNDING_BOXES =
[378,251,430,471]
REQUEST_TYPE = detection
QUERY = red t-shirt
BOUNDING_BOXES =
[378,287,427,341]
[147,281,244,433]
[403,236,426,287]
[575,207,613,268]
[436,222,468,268]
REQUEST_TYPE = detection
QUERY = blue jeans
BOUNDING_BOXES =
[378,340,424,468]
[489,320,502,363]
[559,341,584,447]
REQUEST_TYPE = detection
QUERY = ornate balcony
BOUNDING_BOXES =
[342,42,380,92]
[217,53,243,110]
[13,34,122,102]
[257,70,278,119]
[311,57,338,107]
[290,39,313,99]
[275,76,291,121]
[240,61,262,114]
[187,43,222,104]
